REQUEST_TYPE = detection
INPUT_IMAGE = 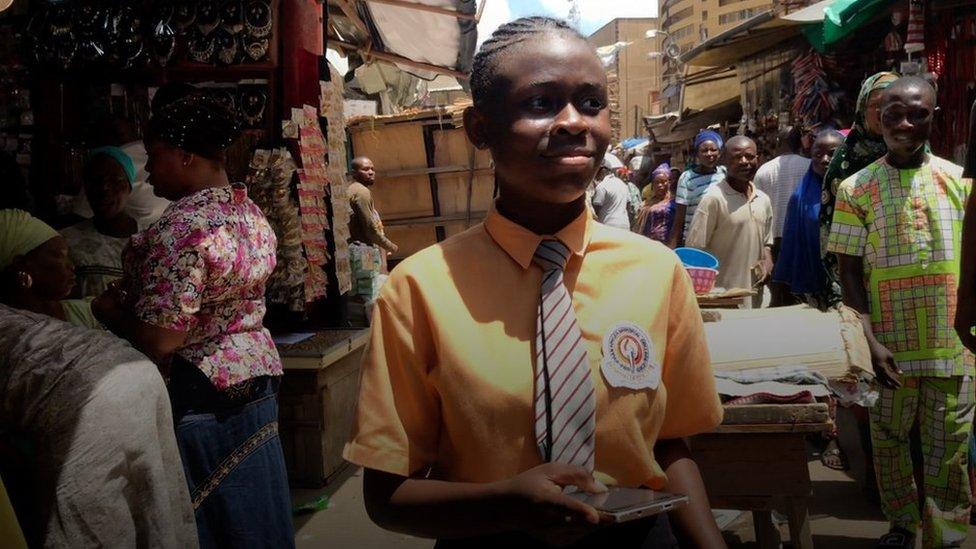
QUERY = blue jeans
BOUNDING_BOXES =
[170,360,295,549]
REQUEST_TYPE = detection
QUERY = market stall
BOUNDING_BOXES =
[693,304,874,547]
[0,0,480,491]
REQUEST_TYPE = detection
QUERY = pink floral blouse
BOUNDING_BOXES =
[121,184,282,389]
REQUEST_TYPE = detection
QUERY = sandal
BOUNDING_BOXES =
[820,439,849,471]
[876,527,915,549]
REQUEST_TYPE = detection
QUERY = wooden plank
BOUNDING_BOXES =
[422,126,445,242]
[753,510,781,549]
[722,403,829,425]
[711,422,831,434]
[787,497,814,549]
[432,127,494,224]
[327,38,468,79]
[691,432,812,498]
[384,212,489,228]
[381,165,493,179]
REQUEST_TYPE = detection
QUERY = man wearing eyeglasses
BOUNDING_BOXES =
[827,76,973,549]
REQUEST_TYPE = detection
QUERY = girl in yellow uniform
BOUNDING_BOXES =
[344,17,724,547]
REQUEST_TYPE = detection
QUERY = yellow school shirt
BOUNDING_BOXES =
[343,206,723,489]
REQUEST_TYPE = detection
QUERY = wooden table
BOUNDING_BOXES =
[691,404,832,549]
[277,329,370,487]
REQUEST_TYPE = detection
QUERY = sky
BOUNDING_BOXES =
[478,0,659,45]
[326,0,658,75]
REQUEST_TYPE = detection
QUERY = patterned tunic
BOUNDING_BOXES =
[827,155,973,377]
[121,184,282,389]
[674,166,726,239]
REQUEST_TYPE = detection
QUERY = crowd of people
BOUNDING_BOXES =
[591,64,976,547]
[3,13,976,549]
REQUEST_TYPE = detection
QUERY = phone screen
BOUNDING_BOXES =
[567,487,687,513]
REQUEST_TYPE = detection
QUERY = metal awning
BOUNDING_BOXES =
[680,0,892,67]
[327,0,481,79]
[680,9,806,67]
[653,99,742,145]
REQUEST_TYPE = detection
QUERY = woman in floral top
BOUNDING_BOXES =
[92,96,294,548]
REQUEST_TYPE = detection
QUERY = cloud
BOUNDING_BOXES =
[476,0,513,46]
[537,0,657,34]
[476,0,656,45]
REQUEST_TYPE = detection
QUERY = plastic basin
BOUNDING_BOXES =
[686,266,718,295]
[675,247,719,269]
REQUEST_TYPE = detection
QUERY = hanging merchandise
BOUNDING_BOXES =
[791,49,839,128]
[104,6,145,69]
[294,106,331,300]
[929,9,976,161]
[247,148,307,311]
[904,0,924,54]
[320,68,353,295]
[151,4,178,67]
[22,1,273,70]
[884,10,904,68]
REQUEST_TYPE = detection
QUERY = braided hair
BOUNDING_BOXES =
[470,17,585,110]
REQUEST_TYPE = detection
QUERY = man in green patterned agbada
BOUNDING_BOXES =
[828,76,973,549]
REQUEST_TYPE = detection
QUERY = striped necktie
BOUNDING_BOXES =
[532,239,595,470]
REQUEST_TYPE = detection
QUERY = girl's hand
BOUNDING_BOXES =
[498,462,610,546]
[498,462,607,525]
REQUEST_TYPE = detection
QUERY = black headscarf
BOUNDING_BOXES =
[147,95,240,160]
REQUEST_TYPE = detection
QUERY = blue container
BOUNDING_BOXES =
[675,247,719,269]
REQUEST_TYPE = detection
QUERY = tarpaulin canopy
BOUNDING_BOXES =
[327,0,480,80]
[653,98,742,145]
[621,137,649,149]
[803,0,896,52]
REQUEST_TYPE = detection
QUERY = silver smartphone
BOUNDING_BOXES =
[566,487,689,523]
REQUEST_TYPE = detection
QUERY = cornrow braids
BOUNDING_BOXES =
[470,16,585,110]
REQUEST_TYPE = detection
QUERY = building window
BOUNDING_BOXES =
[719,0,749,6]
[670,6,693,25]
[700,26,708,41]
[701,10,708,21]
[671,24,694,41]
[719,7,760,25]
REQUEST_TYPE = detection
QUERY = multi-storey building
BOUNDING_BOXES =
[660,0,775,111]
[587,18,663,141]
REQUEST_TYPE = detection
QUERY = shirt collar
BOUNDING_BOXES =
[484,203,592,270]
[719,179,756,200]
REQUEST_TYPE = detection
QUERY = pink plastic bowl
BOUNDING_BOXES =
[686,266,718,295]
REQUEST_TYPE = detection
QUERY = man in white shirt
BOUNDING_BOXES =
[753,126,810,306]
[686,136,773,309]
[591,158,632,230]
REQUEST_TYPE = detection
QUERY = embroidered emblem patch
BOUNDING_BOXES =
[601,321,660,390]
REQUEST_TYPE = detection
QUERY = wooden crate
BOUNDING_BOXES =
[278,330,368,487]
[348,103,495,260]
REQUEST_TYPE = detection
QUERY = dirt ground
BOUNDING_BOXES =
[292,457,976,548]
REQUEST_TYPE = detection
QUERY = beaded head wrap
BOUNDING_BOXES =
[148,94,241,160]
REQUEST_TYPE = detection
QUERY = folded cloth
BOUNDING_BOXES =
[714,364,830,387]
[714,378,830,398]
[725,391,816,406]
[0,304,198,548]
